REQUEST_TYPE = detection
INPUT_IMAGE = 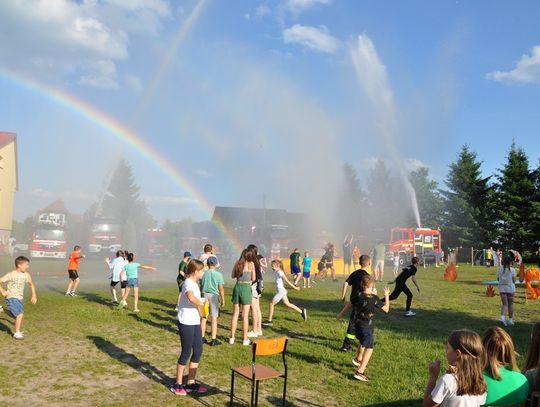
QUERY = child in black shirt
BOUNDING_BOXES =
[387,256,420,317]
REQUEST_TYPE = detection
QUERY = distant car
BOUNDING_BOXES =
[13,243,29,254]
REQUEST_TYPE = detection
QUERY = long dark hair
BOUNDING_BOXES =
[246,244,261,280]
[232,249,254,278]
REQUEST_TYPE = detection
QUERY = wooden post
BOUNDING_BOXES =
[471,247,474,266]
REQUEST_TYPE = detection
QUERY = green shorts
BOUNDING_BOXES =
[232,283,252,305]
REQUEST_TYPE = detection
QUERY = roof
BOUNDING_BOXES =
[0,132,18,191]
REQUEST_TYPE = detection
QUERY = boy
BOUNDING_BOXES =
[352,274,390,381]
[302,251,312,289]
[175,251,191,312]
[0,256,37,339]
[200,256,225,346]
[387,256,420,316]
[199,243,220,269]
[66,245,85,296]
[337,254,371,351]
[392,252,400,277]
[290,248,302,286]
[105,250,126,303]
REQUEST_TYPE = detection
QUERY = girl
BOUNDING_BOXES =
[247,245,264,339]
[170,259,207,396]
[497,257,516,326]
[423,330,487,406]
[522,322,540,406]
[263,259,307,325]
[302,251,311,289]
[482,326,528,406]
[229,249,256,346]
[118,252,156,312]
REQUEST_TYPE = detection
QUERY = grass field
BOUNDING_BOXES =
[0,257,538,406]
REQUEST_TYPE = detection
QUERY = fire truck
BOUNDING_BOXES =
[387,227,443,266]
[88,218,122,255]
[30,201,68,259]
[142,229,167,257]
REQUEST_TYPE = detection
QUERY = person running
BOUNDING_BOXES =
[170,259,208,396]
[263,259,307,326]
[387,256,420,317]
[497,257,516,326]
[200,256,225,346]
[324,243,337,282]
[371,241,386,282]
[290,248,302,286]
[105,250,127,304]
[65,245,85,297]
[302,251,312,289]
[343,235,353,276]
[118,252,156,312]
[176,251,191,312]
[0,256,37,339]
[229,249,256,346]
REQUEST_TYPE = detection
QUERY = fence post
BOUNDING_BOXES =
[471,247,474,266]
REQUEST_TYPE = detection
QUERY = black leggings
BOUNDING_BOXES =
[388,283,413,311]
[177,322,203,365]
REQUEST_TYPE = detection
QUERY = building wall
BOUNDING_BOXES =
[0,140,17,239]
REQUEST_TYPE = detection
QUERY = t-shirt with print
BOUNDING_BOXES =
[353,292,383,328]
[0,271,30,300]
[275,270,286,292]
[178,279,201,325]
[346,269,370,304]
[431,373,486,407]
[201,269,225,296]
[496,267,516,293]
[123,262,140,279]
[68,251,81,270]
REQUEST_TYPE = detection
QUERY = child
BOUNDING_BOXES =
[290,248,302,286]
[522,322,540,405]
[387,256,420,317]
[65,245,85,296]
[338,254,371,352]
[0,256,37,339]
[423,330,487,406]
[392,252,400,277]
[200,256,225,346]
[263,259,307,326]
[351,274,389,381]
[247,245,264,339]
[352,245,361,269]
[482,326,528,406]
[199,243,220,269]
[105,250,126,303]
[118,252,156,312]
[497,257,516,326]
[170,259,208,396]
[176,251,191,312]
[229,249,255,346]
[302,251,312,289]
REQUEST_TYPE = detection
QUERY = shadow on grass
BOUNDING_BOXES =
[78,291,113,307]
[128,313,178,334]
[0,318,12,335]
[139,295,174,308]
[362,400,422,407]
[266,395,326,407]
[88,335,226,405]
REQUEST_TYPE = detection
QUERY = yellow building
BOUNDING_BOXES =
[0,132,18,243]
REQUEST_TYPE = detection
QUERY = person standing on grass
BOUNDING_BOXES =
[371,241,386,282]
[175,251,191,312]
[105,250,127,304]
[229,249,256,346]
[199,243,220,269]
[423,329,487,406]
[118,252,156,313]
[302,251,312,289]
[0,256,37,340]
[263,259,307,326]
[324,243,337,282]
[351,274,389,382]
[386,256,420,317]
[337,254,371,352]
[497,257,516,326]
[343,235,353,276]
[352,244,361,269]
[290,248,302,286]
[200,256,225,346]
[170,259,208,396]
[392,252,400,277]
[247,245,264,339]
[65,245,85,296]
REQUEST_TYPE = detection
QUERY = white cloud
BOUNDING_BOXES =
[284,0,332,13]
[123,73,144,92]
[79,60,119,89]
[486,45,540,84]
[255,4,272,18]
[283,24,340,54]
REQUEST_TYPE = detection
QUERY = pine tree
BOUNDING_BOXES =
[496,142,536,253]
[408,167,444,229]
[338,163,366,237]
[532,160,540,250]
[441,145,493,248]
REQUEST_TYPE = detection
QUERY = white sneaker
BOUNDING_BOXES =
[500,316,507,326]
[229,338,235,345]
[242,339,251,346]
[404,310,416,317]
[507,319,514,326]
[174,306,179,312]
[13,332,24,340]
[255,331,263,337]
[247,331,258,338]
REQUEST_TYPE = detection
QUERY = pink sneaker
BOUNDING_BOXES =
[170,383,187,396]
[185,383,208,394]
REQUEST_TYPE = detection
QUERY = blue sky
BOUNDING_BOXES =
[1,0,540,223]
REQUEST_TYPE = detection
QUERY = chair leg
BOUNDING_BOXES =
[230,371,235,406]
[250,379,255,407]
[255,381,260,407]
[282,377,287,406]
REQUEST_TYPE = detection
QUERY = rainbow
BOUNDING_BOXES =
[0,69,244,256]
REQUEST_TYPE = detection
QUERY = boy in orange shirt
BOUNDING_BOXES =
[66,245,85,296]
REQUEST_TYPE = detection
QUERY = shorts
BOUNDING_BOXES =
[68,270,79,280]
[344,256,352,265]
[203,293,220,318]
[303,269,311,278]
[232,283,252,305]
[500,292,515,300]
[251,283,261,299]
[355,324,374,348]
[272,288,288,304]
[317,262,325,271]
[291,265,301,275]
[111,280,127,289]
[6,298,24,317]
[126,278,139,288]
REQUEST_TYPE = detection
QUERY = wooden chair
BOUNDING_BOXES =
[230,337,288,407]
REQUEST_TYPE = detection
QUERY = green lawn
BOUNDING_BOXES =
[0,257,538,406]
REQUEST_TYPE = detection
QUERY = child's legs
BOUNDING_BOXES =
[177,292,182,306]
[66,279,73,292]
[14,313,23,332]
[268,301,277,322]
[230,304,240,338]
[500,294,508,316]
[210,316,218,339]
[507,296,514,319]
[354,345,365,362]
[251,296,260,332]
[282,296,302,313]
[122,287,131,301]
[330,266,335,280]
[200,317,208,336]
[73,277,80,291]
[337,302,352,320]
[110,284,118,300]
[357,348,373,374]
[388,285,403,302]
[133,287,139,309]
[402,285,413,311]
[241,304,250,340]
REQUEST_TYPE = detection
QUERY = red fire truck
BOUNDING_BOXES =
[88,218,122,255]
[387,227,443,266]
[30,201,69,259]
[142,229,168,257]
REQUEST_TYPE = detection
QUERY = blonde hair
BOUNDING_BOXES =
[271,259,284,270]
[447,330,487,395]
[482,326,518,380]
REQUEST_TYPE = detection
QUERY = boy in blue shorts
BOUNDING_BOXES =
[200,256,225,346]
[0,256,37,339]
[302,251,312,288]
[290,248,302,286]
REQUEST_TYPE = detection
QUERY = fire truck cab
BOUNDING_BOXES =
[387,227,442,266]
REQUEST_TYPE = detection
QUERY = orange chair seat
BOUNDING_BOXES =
[232,364,284,381]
